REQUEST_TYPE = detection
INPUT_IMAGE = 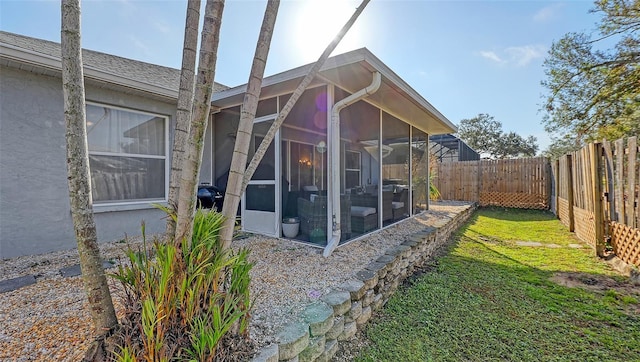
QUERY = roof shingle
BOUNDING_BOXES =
[0,31,227,94]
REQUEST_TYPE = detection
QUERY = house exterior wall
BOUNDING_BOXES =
[0,66,177,258]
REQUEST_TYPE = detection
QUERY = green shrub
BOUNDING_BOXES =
[112,209,253,361]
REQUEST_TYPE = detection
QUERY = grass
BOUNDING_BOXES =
[355,207,640,362]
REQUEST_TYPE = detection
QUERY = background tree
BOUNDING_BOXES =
[60,0,118,359]
[457,113,538,159]
[456,113,502,156]
[494,132,539,159]
[541,0,640,157]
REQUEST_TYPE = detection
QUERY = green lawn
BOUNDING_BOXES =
[355,208,640,362]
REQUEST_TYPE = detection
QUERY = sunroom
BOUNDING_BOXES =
[209,48,456,254]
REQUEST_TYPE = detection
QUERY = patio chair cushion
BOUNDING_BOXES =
[391,201,404,210]
[351,206,376,217]
[351,191,394,222]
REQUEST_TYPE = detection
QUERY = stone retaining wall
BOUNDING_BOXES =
[252,204,477,362]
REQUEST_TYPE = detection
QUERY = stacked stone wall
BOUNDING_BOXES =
[252,205,477,362]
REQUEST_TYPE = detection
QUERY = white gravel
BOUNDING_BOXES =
[0,201,472,360]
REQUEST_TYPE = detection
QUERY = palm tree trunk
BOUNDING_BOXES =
[175,0,225,245]
[220,0,370,249]
[61,0,118,359]
[166,0,201,241]
[219,0,280,248]
[241,0,370,194]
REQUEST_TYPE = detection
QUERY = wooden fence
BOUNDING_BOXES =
[554,145,603,252]
[433,157,550,209]
[603,137,639,266]
[432,139,639,268]
[552,136,639,267]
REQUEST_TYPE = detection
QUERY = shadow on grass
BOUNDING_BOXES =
[354,209,640,362]
[359,256,640,361]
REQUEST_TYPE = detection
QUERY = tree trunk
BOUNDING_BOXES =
[221,0,371,249]
[175,0,225,245]
[166,0,201,241]
[219,0,280,247]
[61,0,118,359]
[241,0,370,192]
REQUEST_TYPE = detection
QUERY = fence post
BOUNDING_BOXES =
[602,140,616,222]
[590,142,605,257]
[615,138,626,225]
[566,154,575,232]
[476,160,482,203]
[554,159,560,216]
[545,158,552,211]
[627,136,637,228]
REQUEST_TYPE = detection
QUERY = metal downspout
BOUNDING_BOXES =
[323,71,382,257]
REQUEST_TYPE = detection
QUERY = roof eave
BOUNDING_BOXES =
[211,49,369,102]
[211,48,457,135]
[0,42,179,100]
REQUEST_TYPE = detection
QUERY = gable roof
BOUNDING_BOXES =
[212,48,456,135]
[0,31,227,100]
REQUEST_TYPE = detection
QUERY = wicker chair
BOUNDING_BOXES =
[392,188,409,221]
[351,191,394,222]
[297,195,351,244]
[350,207,378,234]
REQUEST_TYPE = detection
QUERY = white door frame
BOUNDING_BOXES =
[242,116,281,237]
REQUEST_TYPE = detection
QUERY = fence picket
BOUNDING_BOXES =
[615,138,626,224]
[627,137,637,228]
[591,143,605,256]
[602,140,615,222]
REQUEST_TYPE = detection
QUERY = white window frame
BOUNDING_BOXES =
[86,102,169,211]
[344,149,361,189]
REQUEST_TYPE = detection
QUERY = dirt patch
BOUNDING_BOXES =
[550,272,640,296]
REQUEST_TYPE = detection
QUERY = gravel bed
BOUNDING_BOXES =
[0,201,472,361]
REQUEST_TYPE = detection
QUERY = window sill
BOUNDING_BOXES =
[93,201,167,213]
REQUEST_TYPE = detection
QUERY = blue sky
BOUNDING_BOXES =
[1,0,601,151]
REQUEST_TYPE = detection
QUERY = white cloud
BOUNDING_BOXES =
[479,51,504,64]
[505,45,546,66]
[478,45,546,67]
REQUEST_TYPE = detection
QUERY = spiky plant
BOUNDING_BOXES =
[112,209,253,361]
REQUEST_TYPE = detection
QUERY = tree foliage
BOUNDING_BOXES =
[541,0,640,158]
[457,113,539,159]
